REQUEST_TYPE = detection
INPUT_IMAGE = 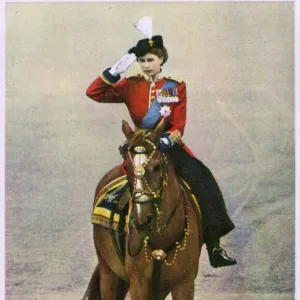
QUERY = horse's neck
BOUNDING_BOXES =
[162,163,184,213]
[150,163,186,249]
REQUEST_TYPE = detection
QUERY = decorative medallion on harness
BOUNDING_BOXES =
[134,165,145,178]
[151,249,167,261]
[134,146,146,153]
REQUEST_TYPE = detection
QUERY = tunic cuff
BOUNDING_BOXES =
[101,68,121,85]
[166,129,182,144]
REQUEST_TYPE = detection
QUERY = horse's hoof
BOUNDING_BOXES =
[209,247,237,268]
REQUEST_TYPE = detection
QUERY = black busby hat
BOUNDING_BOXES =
[128,35,164,57]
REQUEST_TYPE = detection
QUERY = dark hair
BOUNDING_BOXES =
[138,47,168,65]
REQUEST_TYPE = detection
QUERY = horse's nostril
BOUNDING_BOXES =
[134,215,152,231]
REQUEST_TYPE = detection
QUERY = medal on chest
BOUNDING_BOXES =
[159,105,171,117]
[156,88,179,103]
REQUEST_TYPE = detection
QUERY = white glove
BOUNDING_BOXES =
[109,54,136,76]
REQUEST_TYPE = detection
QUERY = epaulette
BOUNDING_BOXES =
[126,74,143,79]
[164,76,182,83]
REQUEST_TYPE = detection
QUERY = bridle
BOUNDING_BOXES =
[123,133,181,233]
[122,133,189,265]
[127,134,166,203]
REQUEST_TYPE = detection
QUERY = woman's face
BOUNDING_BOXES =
[138,53,163,77]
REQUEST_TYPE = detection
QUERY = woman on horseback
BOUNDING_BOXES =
[86,18,236,268]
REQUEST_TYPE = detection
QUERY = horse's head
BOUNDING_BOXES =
[120,119,168,232]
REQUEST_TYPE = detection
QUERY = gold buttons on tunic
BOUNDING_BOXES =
[149,83,156,106]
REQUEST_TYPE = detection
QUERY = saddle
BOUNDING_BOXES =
[91,175,200,232]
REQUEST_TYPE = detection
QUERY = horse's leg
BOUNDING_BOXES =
[97,250,127,300]
[130,285,168,300]
[171,280,195,300]
[81,265,101,300]
[128,278,151,300]
[92,164,129,300]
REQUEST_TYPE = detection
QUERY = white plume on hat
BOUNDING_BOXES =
[134,16,153,39]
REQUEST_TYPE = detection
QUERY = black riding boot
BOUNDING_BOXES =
[204,228,237,268]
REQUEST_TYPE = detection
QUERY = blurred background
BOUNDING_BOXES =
[5,2,294,299]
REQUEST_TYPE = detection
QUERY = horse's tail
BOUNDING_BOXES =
[82,264,101,300]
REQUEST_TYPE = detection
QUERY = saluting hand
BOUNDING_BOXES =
[109,54,137,76]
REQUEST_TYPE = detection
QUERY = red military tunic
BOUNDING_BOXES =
[86,70,194,156]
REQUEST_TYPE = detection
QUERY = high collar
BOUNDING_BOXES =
[142,70,164,83]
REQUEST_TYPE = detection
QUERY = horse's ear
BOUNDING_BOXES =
[122,120,134,140]
[150,118,166,141]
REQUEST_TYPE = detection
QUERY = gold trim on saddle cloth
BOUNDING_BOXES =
[94,175,127,201]
[92,175,130,231]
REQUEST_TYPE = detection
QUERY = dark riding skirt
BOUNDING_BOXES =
[168,143,235,238]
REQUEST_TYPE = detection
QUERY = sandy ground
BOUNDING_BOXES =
[5,2,294,299]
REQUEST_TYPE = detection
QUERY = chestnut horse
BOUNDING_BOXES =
[82,119,203,300]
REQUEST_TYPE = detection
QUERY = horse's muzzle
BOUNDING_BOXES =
[133,215,152,231]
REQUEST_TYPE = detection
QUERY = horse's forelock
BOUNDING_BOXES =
[128,129,151,147]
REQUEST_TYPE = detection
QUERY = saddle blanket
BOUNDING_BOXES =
[91,175,200,231]
[92,175,130,231]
